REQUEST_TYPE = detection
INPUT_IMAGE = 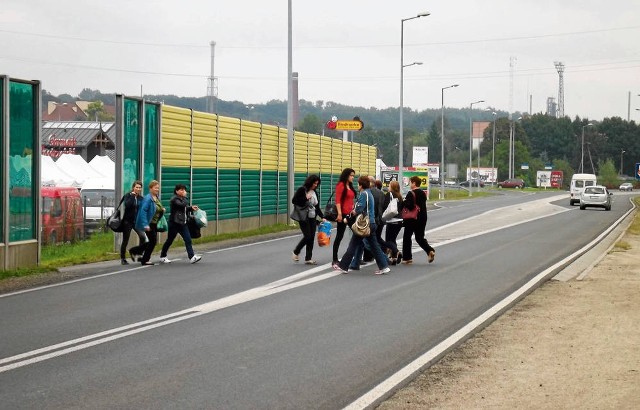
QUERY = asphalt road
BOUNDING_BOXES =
[0,190,633,409]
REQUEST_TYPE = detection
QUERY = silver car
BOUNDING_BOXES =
[619,182,633,191]
[579,185,612,211]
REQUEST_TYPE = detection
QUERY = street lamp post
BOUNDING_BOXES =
[508,116,522,178]
[620,149,626,175]
[399,12,429,192]
[468,100,484,196]
[440,84,459,199]
[491,112,497,186]
[580,123,593,173]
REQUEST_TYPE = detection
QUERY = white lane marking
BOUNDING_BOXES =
[345,203,633,410]
[0,197,570,373]
[0,270,340,373]
[0,265,151,298]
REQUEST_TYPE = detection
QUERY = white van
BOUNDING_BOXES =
[569,173,597,206]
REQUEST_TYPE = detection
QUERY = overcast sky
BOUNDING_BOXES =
[1,0,639,121]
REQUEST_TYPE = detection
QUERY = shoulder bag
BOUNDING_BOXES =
[323,192,338,222]
[289,204,308,222]
[107,195,126,232]
[351,193,371,237]
[382,194,399,222]
[401,190,419,220]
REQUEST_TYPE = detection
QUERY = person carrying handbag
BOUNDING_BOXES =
[291,175,325,265]
[382,180,404,265]
[135,180,165,266]
[332,168,357,264]
[121,180,147,265]
[332,175,390,275]
[159,184,202,264]
[401,176,435,265]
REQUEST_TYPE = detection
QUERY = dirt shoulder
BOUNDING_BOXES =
[378,229,640,408]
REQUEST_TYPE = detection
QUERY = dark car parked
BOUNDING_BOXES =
[459,179,485,188]
[497,178,525,189]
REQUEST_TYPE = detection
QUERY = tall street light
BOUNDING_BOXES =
[620,149,626,175]
[510,116,522,179]
[468,100,484,196]
[287,0,294,223]
[399,12,430,192]
[440,84,459,199]
[580,123,593,173]
[491,112,497,186]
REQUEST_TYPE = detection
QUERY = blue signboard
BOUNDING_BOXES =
[636,163,640,180]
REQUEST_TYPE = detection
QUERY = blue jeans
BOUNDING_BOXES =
[339,223,388,270]
[160,222,195,259]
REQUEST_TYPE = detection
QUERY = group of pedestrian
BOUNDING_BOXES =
[290,168,435,275]
[119,180,202,266]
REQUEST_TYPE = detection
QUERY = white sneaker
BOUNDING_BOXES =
[190,255,202,264]
[160,257,172,264]
[374,267,391,275]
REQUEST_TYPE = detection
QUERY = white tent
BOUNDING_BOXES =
[88,155,115,179]
[41,155,81,187]
[55,154,106,187]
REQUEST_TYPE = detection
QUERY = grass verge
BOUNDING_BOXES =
[0,223,297,281]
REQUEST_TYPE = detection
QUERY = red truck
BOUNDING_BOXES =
[41,186,84,245]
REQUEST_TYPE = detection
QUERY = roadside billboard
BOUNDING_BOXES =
[537,170,563,188]
[380,166,430,195]
[467,167,498,183]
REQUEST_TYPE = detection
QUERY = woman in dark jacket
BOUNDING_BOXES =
[291,174,325,265]
[121,180,147,264]
[401,176,435,264]
[159,184,202,264]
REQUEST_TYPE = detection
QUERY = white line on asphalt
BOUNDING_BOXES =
[0,265,151,298]
[344,203,634,410]
[0,195,580,374]
[0,269,340,373]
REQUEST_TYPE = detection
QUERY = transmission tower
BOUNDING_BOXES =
[206,41,218,113]
[554,61,565,118]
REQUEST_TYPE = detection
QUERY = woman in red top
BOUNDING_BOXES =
[333,168,357,263]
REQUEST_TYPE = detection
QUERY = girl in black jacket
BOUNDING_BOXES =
[291,174,325,265]
[121,180,147,265]
[159,184,202,264]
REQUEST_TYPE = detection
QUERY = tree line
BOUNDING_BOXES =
[42,88,640,187]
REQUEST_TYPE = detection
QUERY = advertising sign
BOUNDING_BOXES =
[537,170,563,188]
[412,146,429,167]
[551,170,563,188]
[537,170,551,187]
[467,167,498,183]
[380,166,430,195]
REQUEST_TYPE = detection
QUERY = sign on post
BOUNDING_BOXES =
[326,116,364,131]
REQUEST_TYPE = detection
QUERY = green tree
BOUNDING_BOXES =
[85,101,115,121]
[597,158,619,188]
[297,114,324,134]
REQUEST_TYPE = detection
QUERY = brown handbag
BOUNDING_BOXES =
[401,190,419,220]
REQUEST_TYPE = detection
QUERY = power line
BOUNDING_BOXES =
[1,55,638,82]
[0,25,638,49]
